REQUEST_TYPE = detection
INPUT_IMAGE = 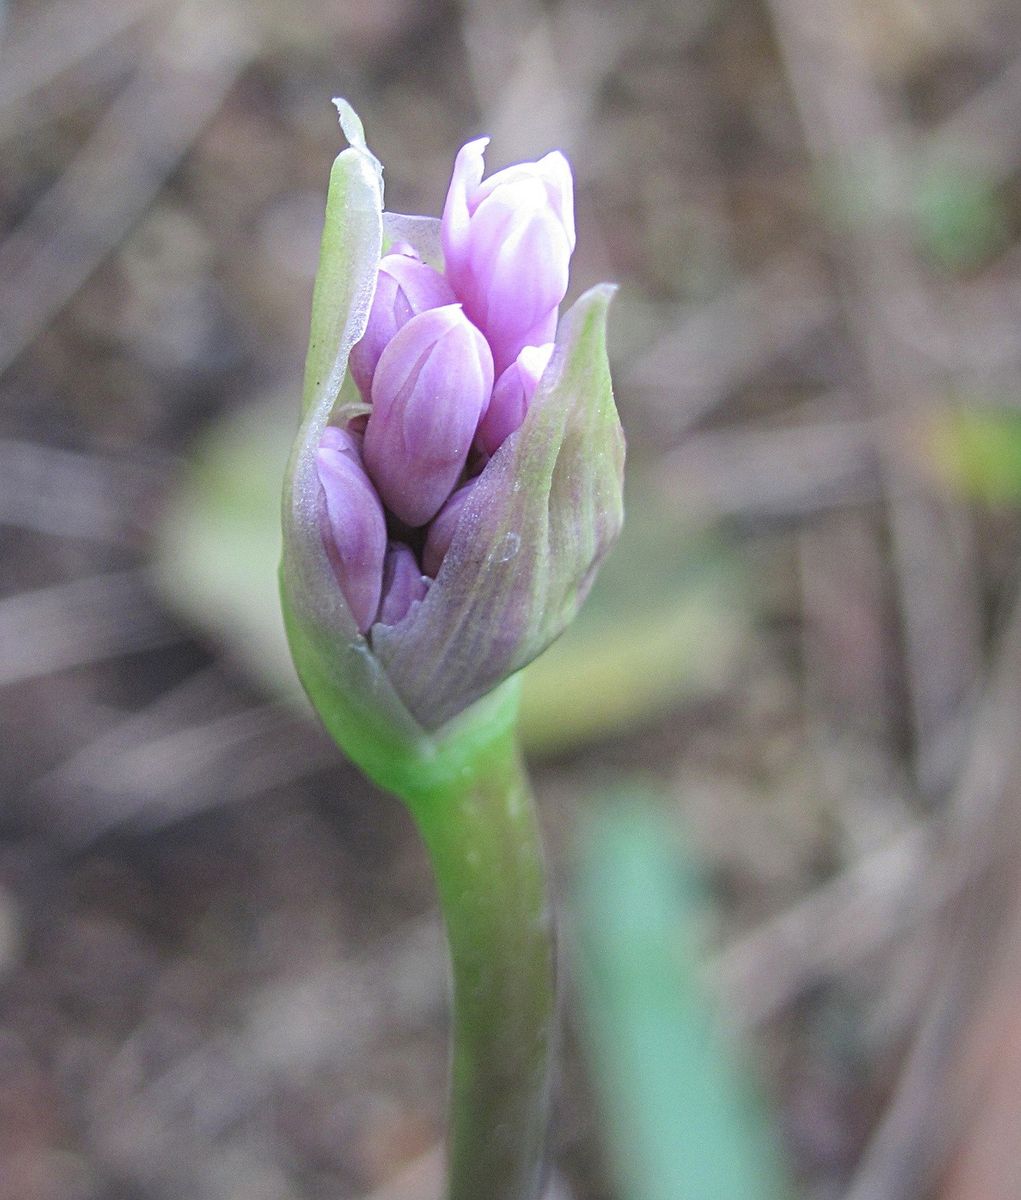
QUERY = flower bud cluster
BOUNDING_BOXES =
[316,140,572,634]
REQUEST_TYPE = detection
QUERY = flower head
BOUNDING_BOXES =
[281,103,623,769]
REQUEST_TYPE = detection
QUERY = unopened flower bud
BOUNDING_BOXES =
[422,479,476,577]
[442,139,575,374]
[348,248,456,398]
[315,428,387,633]
[377,542,429,627]
[320,423,362,460]
[363,304,494,527]
[476,343,554,457]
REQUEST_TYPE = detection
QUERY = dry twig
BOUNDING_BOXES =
[0,2,254,376]
[766,0,983,798]
[0,569,180,687]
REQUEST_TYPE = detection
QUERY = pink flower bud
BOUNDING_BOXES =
[316,428,387,633]
[363,304,494,527]
[476,343,554,457]
[422,479,476,577]
[377,542,429,627]
[441,139,575,375]
[348,248,456,398]
[319,423,363,460]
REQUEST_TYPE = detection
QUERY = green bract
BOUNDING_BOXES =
[280,102,624,798]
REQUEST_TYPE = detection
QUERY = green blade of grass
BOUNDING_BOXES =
[571,796,795,1200]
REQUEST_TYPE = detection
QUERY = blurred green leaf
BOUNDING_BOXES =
[156,403,748,755]
[572,796,794,1200]
[817,149,901,232]
[912,164,1008,273]
[156,399,299,698]
[927,405,1021,504]
[818,153,1007,275]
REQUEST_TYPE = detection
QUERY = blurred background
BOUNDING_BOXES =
[4,0,1021,1197]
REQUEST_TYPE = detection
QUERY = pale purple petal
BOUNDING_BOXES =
[533,151,575,249]
[316,437,387,633]
[479,222,569,373]
[476,343,554,456]
[348,250,456,398]
[422,480,477,577]
[364,305,494,526]
[320,424,363,460]
[383,252,456,314]
[376,542,430,627]
[472,151,575,248]
[348,269,401,398]
[438,140,574,376]
[440,137,489,298]
[515,310,559,357]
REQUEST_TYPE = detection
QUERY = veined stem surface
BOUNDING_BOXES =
[407,727,555,1200]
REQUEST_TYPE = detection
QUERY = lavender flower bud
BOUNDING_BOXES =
[320,423,362,459]
[363,304,494,527]
[377,542,430,627]
[441,139,575,375]
[476,343,554,457]
[348,248,456,398]
[422,479,476,577]
[315,428,387,633]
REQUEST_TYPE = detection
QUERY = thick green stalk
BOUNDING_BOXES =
[406,727,555,1200]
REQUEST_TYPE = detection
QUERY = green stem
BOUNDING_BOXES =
[406,726,555,1200]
